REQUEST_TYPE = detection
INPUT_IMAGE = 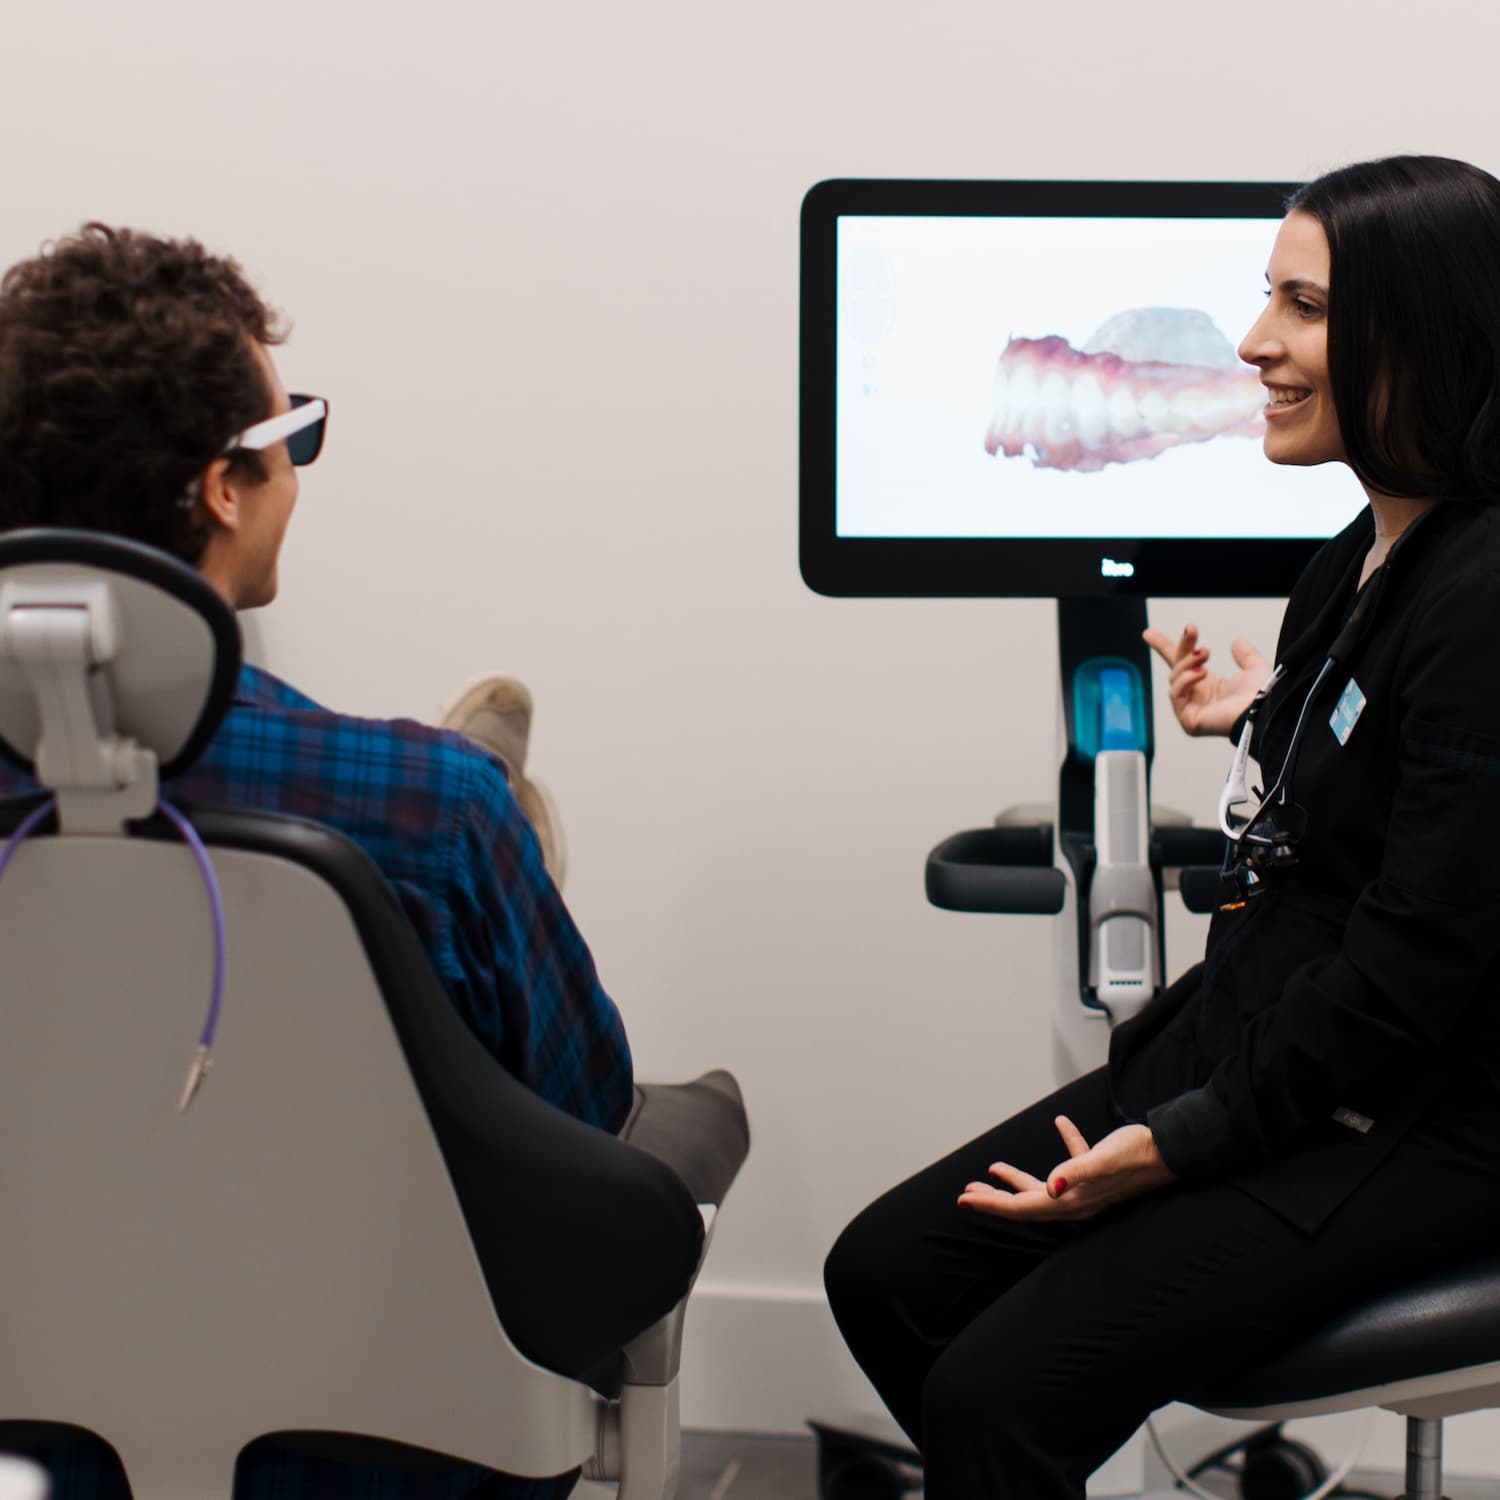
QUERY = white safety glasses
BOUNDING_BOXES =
[1217,665,1284,840]
[224,394,329,467]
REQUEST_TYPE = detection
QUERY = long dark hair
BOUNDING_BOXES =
[1288,155,1500,500]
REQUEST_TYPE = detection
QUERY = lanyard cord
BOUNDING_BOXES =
[1255,655,1338,819]
[0,795,227,1113]
[1221,557,1389,846]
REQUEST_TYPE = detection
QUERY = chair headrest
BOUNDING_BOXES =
[0,531,241,822]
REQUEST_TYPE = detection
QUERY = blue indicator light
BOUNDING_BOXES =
[1099,668,1136,752]
[1072,658,1147,759]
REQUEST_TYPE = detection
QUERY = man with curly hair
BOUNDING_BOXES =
[0,224,629,1500]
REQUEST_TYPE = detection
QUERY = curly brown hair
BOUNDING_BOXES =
[0,223,286,562]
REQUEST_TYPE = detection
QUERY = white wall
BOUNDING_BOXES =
[5,0,1500,1475]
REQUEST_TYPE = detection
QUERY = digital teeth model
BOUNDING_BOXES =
[984,307,1266,473]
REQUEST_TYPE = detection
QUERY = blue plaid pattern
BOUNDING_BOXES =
[0,663,632,1499]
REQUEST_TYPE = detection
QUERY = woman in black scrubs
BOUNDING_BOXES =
[825,155,1500,1500]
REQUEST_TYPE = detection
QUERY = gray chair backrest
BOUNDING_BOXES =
[0,533,703,1499]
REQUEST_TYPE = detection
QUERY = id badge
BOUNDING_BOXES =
[1329,678,1366,746]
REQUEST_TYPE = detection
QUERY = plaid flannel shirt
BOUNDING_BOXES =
[0,663,632,1500]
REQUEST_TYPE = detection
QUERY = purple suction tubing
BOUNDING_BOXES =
[156,799,226,1050]
[0,793,227,1051]
[0,798,53,879]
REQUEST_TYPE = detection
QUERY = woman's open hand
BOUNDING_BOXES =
[958,1116,1176,1223]
[1142,624,1270,738]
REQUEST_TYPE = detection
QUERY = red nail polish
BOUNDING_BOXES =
[1054,1177,1069,1194]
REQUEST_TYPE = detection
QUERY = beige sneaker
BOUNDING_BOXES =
[439,674,568,891]
[439,675,534,786]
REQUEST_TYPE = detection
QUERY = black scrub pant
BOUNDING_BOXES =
[824,1068,1500,1500]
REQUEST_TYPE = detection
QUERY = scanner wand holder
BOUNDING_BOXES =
[922,598,1231,1077]
[1088,669,1157,1023]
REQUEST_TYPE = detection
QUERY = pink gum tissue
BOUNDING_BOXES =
[984,335,1266,473]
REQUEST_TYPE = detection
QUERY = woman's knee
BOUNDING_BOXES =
[823,1203,888,1321]
[823,1184,941,1344]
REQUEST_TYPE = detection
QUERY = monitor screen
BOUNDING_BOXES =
[800,180,1367,597]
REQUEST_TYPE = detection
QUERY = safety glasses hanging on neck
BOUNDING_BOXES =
[1217,665,1284,841]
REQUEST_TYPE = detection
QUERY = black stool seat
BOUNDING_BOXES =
[1196,1255,1500,1411]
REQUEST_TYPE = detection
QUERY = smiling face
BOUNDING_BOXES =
[1237,210,1346,468]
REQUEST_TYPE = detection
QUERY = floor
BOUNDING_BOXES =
[576,1428,1499,1500]
[575,1430,824,1500]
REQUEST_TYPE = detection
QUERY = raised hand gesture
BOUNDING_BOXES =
[1142,624,1270,739]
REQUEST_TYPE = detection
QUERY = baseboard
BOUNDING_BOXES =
[679,1284,1500,1479]
[678,1281,884,1433]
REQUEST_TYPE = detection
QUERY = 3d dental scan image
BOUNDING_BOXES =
[984,310,1264,473]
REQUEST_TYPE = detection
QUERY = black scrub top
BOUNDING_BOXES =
[1110,498,1500,1233]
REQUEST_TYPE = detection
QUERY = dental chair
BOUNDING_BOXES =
[0,529,749,1500]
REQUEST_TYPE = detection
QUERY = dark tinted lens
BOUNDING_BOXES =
[286,394,327,466]
[285,419,324,466]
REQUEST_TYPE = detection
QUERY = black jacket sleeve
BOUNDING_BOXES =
[1148,568,1500,1178]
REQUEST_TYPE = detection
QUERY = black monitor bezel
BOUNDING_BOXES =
[799,177,1326,599]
